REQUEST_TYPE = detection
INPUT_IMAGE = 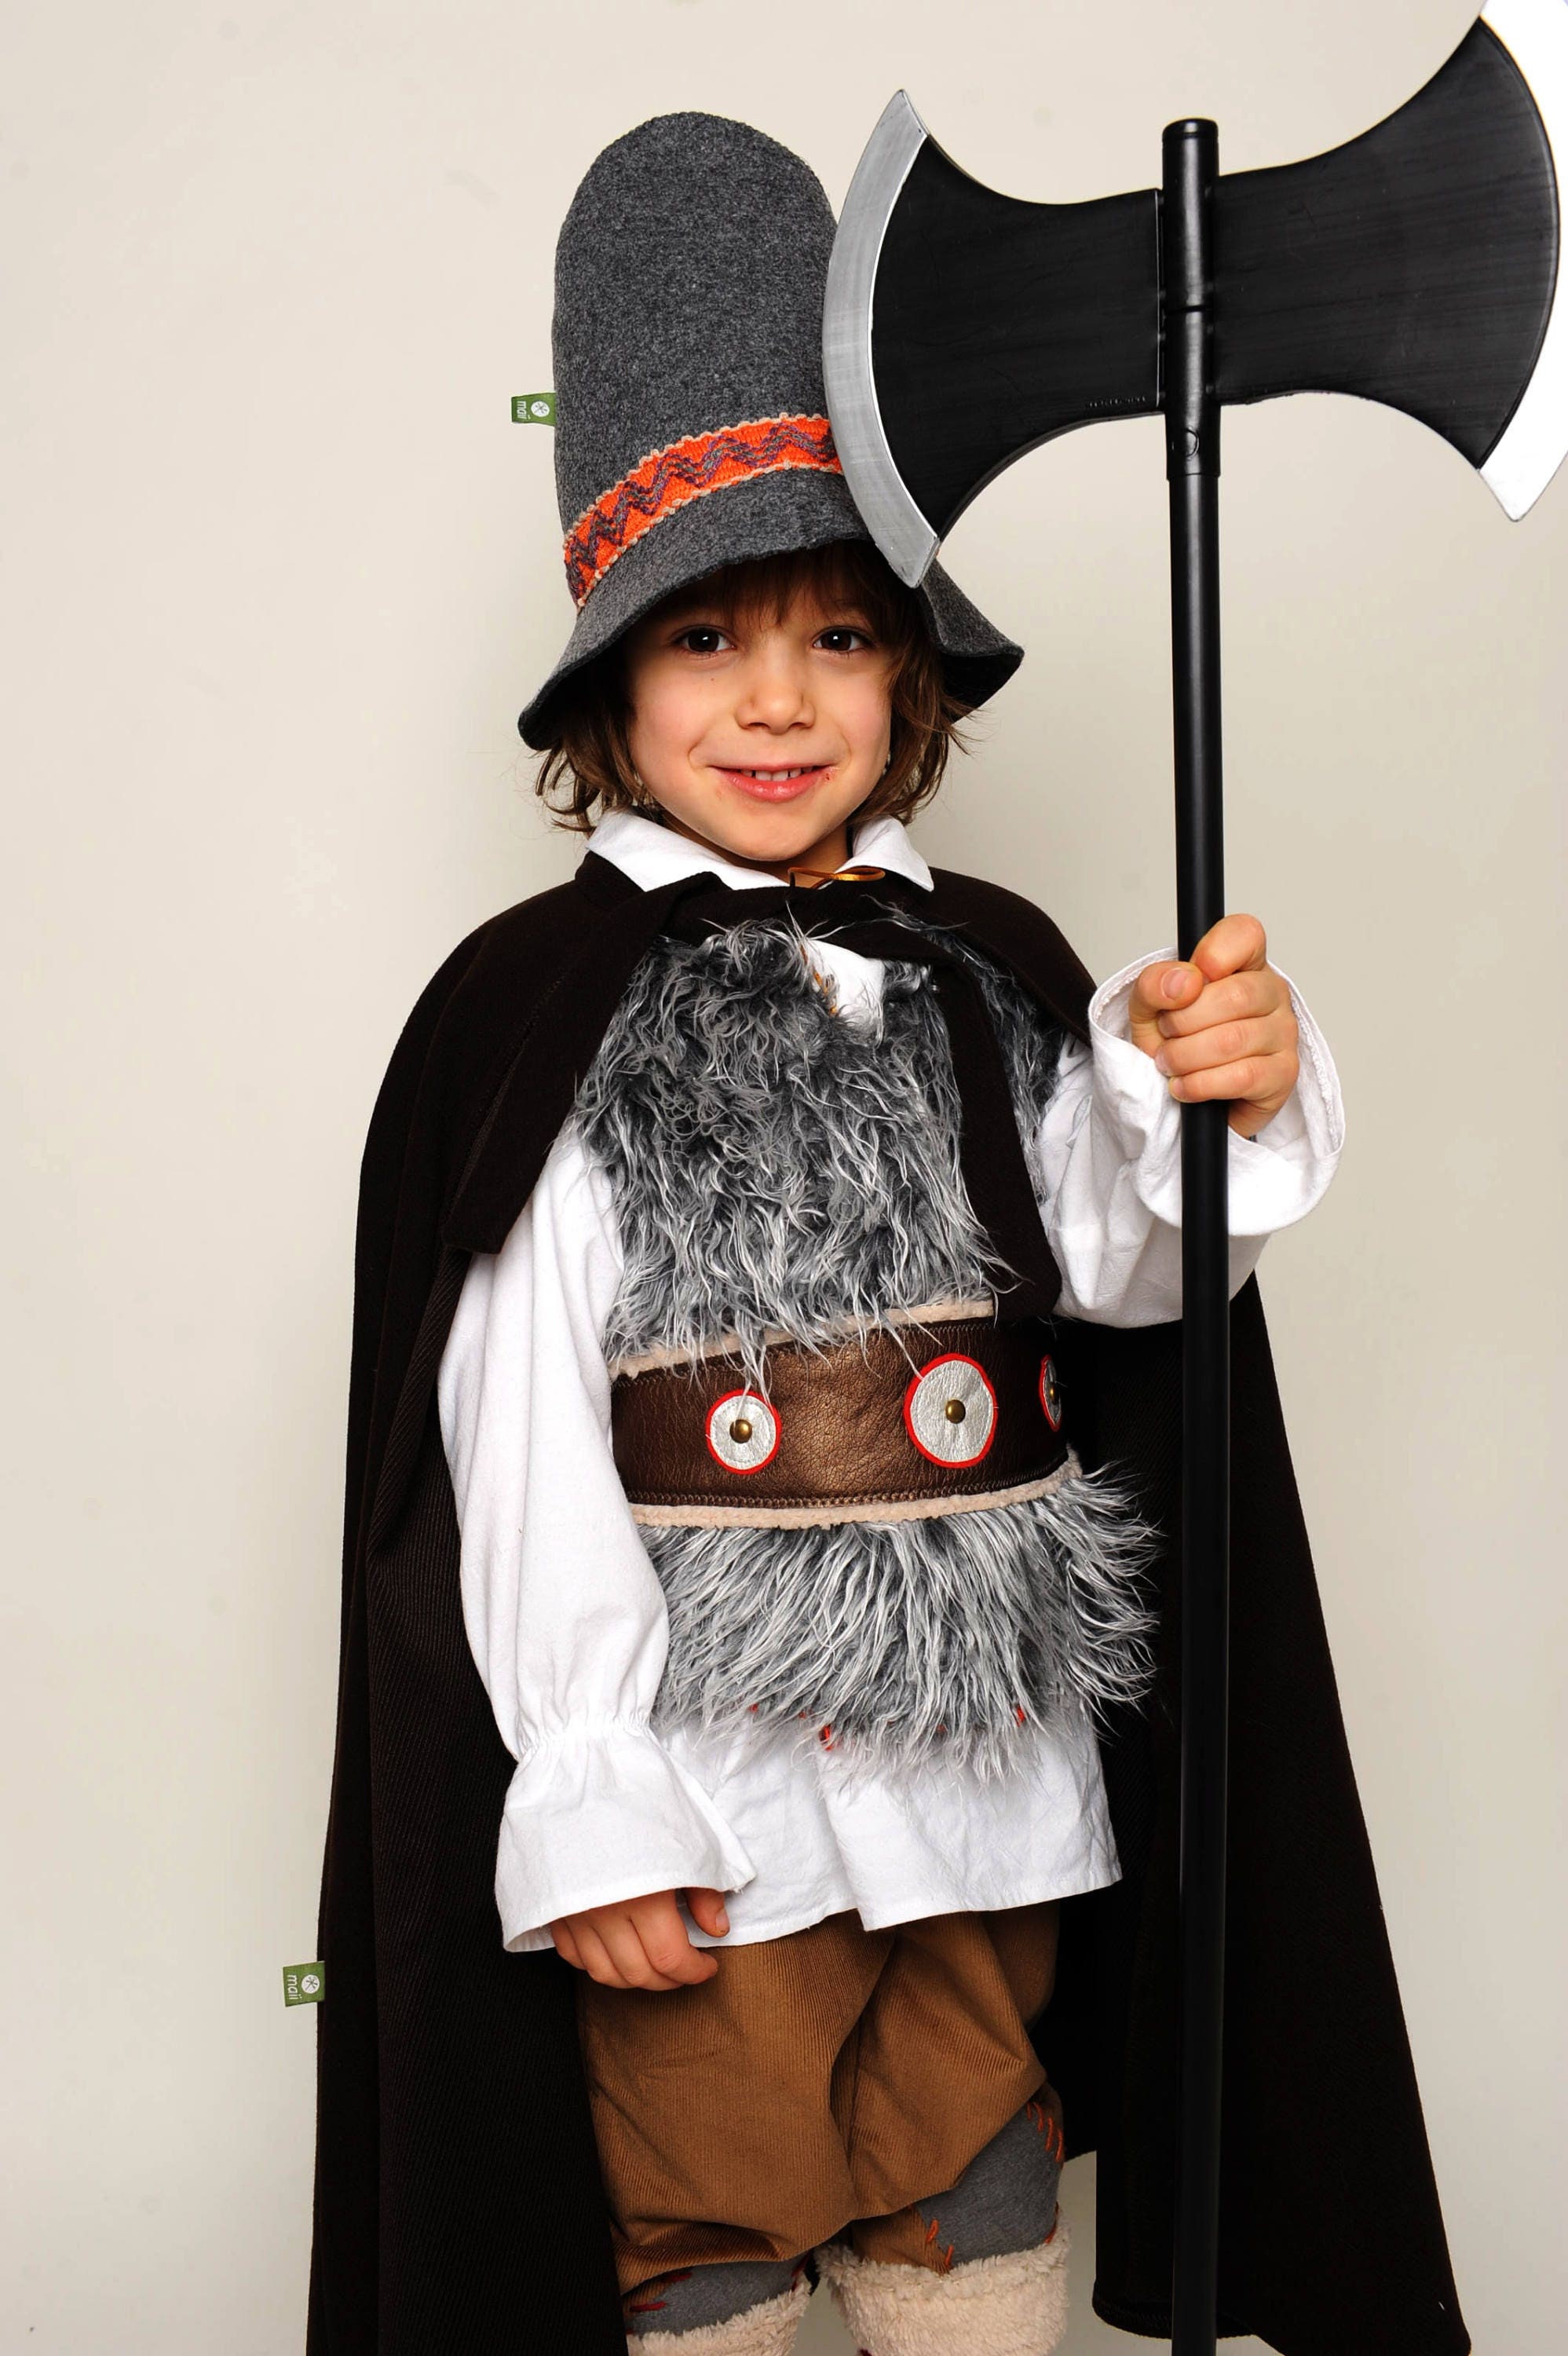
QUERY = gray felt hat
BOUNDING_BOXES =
[517,112,1022,749]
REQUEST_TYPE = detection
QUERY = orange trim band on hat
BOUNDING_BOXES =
[564,413,842,609]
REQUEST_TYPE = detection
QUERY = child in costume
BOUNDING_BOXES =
[446,114,1332,2354]
[307,111,1471,2356]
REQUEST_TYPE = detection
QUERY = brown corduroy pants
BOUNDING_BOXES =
[574,1900,1062,2302]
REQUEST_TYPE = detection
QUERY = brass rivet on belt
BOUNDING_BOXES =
[944,1398,967,1424]
[729,1416,753,1443]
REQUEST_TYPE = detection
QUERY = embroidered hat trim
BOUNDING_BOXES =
[564,413,843,609]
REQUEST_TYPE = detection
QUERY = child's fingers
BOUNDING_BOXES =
[1189,911,1268,983]
[1128,959,1204,1057]
[590,1908,686,1991]
[550,1919,583,1970]
[633,1901,720,1987]
[555,1915,656,1991]
[1129,957,1201,1029]
[568,1919,627,1986]
[1153,967,1282,1038]
[1154,1012,1296,1081]
[1130,920,1276,1061]
[1164,1048,1299,1116]
[554,1895,722,1991]
[684,1886,733,1938]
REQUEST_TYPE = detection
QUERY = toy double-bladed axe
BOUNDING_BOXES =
[824,5,1566,2347]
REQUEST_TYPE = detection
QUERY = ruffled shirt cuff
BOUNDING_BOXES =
[495,1717,757,1954]
[1086,949,1344,1235]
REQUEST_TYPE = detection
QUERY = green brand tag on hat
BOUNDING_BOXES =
[283,1962,326,2007]
[512,392,557,425]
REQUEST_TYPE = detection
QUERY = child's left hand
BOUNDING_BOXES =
[1128,913,1300,1139]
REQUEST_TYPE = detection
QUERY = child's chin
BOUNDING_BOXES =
[649,774,864,870]
[723,821,831,866]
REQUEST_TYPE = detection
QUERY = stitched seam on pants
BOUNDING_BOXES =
[839,1937,902,2161]
[835,2014,868,2166]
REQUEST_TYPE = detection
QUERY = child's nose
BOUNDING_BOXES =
[734,657,813,729]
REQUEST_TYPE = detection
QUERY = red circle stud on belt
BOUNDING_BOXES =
[704,1388,780,1474]
[903,1353,998,1468]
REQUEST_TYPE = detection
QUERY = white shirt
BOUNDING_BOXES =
[437,811,1344,1952]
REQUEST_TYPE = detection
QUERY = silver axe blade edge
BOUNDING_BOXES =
[1481,0,1568,518]
[824,91,940,587]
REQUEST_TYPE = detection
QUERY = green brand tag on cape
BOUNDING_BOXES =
[512,392,557,424]
[283,1962,326,2007]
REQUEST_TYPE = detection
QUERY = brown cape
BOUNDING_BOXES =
[306,850,1467,2355]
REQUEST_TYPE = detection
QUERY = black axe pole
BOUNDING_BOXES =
[1161,115,1230,2356]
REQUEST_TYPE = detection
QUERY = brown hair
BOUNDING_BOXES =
[531,539,972,833]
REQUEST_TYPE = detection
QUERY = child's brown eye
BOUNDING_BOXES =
[676,626,730,654]
[817,627,872,653]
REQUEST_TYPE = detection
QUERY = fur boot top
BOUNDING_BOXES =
[815,2216,1071,2356]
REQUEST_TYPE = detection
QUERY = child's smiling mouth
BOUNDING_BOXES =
[711,763,832,803]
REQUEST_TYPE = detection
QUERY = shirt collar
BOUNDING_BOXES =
[587,807,934,896]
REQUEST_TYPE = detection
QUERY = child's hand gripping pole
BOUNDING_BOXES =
[1127,913,1300,1138]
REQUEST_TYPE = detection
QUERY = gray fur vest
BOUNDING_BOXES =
[573,910,1157,1780]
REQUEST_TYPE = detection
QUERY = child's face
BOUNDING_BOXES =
[620,574,895,873]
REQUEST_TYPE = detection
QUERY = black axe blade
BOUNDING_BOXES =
[824,2,1568,583]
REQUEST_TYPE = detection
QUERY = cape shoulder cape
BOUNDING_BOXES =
[307,851,1467,2355]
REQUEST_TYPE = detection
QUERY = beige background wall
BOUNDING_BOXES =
[3,2,1563,2349]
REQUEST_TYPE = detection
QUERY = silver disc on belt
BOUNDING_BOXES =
[705,1388,780,1475]
[902,1352,997,1468]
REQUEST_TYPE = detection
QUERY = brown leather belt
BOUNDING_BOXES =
[611,1312,1071,1528]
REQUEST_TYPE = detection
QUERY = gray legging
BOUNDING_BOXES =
[625,2098,1062,2338]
